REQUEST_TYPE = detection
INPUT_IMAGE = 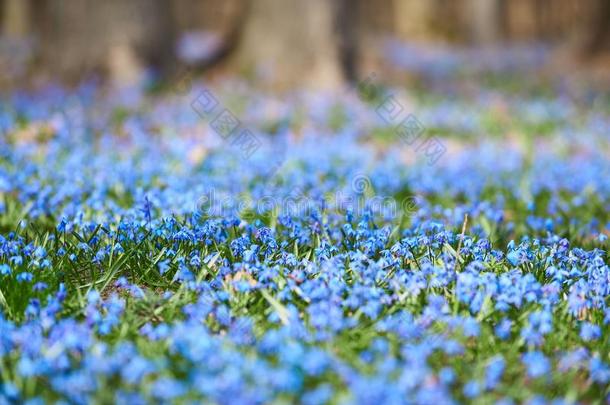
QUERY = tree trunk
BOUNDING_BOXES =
[2,0,30,36]
[32,0,175,84]
[231,0,344,90]
[584,0,610,56]
[468,0,502,45]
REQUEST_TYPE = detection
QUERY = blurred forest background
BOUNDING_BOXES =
[1,0,609,90]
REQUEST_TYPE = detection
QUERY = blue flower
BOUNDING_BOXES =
[589,357,610,384]
[522,351,550,378]
[506,250,520,266]
[16,272,33,282]
[157,259,170,275]
[579,322,601,342]
[485,355,505,389]
[150,378,186,400]
[495,319,512,340]
[463,380,481,398]
[0,263,10,275]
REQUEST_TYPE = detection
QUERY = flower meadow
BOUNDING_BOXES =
[0,69,609,404]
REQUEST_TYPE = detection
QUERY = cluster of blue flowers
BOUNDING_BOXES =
[0,72,608,404]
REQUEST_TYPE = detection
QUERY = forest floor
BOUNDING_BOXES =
[0,51,609,403]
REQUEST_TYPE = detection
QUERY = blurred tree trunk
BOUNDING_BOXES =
[467,0,504,44]
[584,0,610,56]
[336,0,361,83]
[231,0,344,90]
[174,0,247,70]
[392,0,436,40]
[32,0,176,84]
[2,0,30,36]
[1,0,33,86]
